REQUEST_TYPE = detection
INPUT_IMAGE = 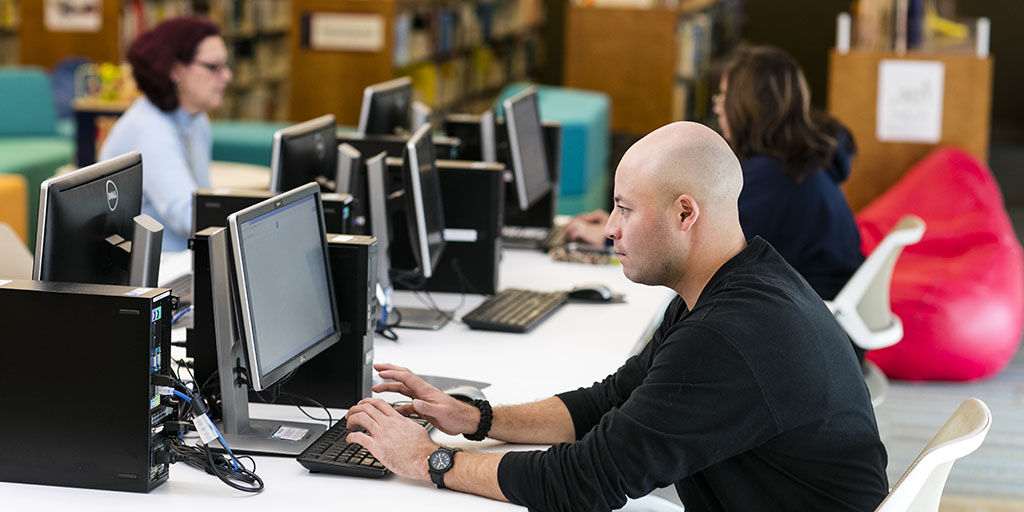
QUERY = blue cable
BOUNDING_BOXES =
[170,389,239,471]
[171,305,193,325]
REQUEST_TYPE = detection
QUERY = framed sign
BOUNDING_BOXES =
[304,12,385,53]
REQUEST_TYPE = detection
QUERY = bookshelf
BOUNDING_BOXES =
[289,0,544,126]
[0,0,17,65]
[564,0,741,135]
[16,0,290,122]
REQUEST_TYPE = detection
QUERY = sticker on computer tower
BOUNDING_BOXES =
[443,228,478,243]
[124,287,152,296]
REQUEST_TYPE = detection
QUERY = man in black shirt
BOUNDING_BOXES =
[345,122,889,511]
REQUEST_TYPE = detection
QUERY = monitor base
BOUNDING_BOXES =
[395,306,451,330]
[215,418,327,456]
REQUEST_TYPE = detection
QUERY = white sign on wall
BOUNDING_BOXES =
[876,59,946,143]
[44,0,102,33]
[308,12,385,53]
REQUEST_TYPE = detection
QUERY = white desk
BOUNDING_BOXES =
[1,249,675,510]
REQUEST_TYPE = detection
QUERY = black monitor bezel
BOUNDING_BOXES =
[358,77,414,136]
[269,114,337,194]
[401,123,446,279]
[504,87,552,211]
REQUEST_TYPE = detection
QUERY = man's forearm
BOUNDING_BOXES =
[445,451,507,502]
[487,396,575,444]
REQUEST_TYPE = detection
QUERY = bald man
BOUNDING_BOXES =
[345,123,888,511]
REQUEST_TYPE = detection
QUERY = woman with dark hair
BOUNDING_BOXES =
[714,45,863,302]
[99,16,232,251]
[568,45,862,301]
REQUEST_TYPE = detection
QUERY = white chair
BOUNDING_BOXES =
[875,398,992,512]
[0,222,32,279]
[826,215,926,406]
[621,494,685,512]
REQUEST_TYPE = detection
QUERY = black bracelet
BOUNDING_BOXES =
[455,397,492,441]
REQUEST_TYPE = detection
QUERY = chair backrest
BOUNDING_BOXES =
[0,67,58,137]
[832,215,926,350]
[0,222,33,279]
[876,398,992,512]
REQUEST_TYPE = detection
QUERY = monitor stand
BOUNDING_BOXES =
[208,227,327,456]
[395,306,451,330]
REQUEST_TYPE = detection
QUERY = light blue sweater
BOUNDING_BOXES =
[99,96,211,251]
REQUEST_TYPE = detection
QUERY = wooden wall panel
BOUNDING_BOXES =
[564,5,676,135]
[289,0,396,125]
[19,0,121,68]
[828,50,993,211]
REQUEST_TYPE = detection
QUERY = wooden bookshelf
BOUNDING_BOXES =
[827,49,993,211]
[563,1,740,135]
[289,0,544,125]
[0,0,17,65]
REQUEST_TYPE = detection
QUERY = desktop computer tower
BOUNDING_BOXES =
[443,114,561,229]
[251,235,378,408]
[386,159,505,295]
[193,189,353,235]
[188,229,377,409]
[0,280,175,493]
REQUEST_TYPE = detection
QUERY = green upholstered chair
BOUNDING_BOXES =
[0,67,74,252]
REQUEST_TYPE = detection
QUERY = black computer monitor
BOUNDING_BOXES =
[269,114,338,193]
[335,143,368,232]
[365,132,451,330]
[504,87,552,211]
[401,123,446,279]
[209,182,341,455]
[32,151,163,287]
[358,77,413,136]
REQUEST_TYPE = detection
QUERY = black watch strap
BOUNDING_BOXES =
[428,446,461,489]
[454,398,493,441]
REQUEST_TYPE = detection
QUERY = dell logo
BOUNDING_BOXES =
[314,133,326,160]
[105,180,119,211]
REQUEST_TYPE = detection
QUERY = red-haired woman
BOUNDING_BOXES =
[100,17,232,251]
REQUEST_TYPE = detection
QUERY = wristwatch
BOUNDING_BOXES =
[427,446,462,489]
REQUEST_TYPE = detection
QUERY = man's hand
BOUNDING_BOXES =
[371,363,480,436]
[565,209,610,246]
[345,397,437,481]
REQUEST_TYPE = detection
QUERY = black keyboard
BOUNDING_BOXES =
[297,415,432,478]
[461,288,568,333]
[501,225,566,250]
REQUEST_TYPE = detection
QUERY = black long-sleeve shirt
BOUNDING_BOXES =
[496,238,888,511]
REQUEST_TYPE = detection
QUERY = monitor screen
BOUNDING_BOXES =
[504,87,552,211]
[269,114,337,194]
[33,151,149,286]
[402,123,446,279]
[227,183,341,391]
[358,77,413,136]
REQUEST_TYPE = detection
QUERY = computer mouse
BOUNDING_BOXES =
[444,385,487,402]
[567,283,614,302]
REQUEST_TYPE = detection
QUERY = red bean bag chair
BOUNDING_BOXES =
[856,148,1024,381]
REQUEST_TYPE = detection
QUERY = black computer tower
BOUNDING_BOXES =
[188,230,377,409]
[386,159,505,295]
[0,280,175,493]
[443,114,561,229]
[252,235,378,408]
[193,189,353,235]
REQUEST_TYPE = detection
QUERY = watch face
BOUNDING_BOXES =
[429,450,452,471]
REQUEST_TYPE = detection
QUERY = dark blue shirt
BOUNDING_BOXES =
[738,135,863,300]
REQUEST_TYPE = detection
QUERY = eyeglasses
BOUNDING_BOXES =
[193,60,230,74]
